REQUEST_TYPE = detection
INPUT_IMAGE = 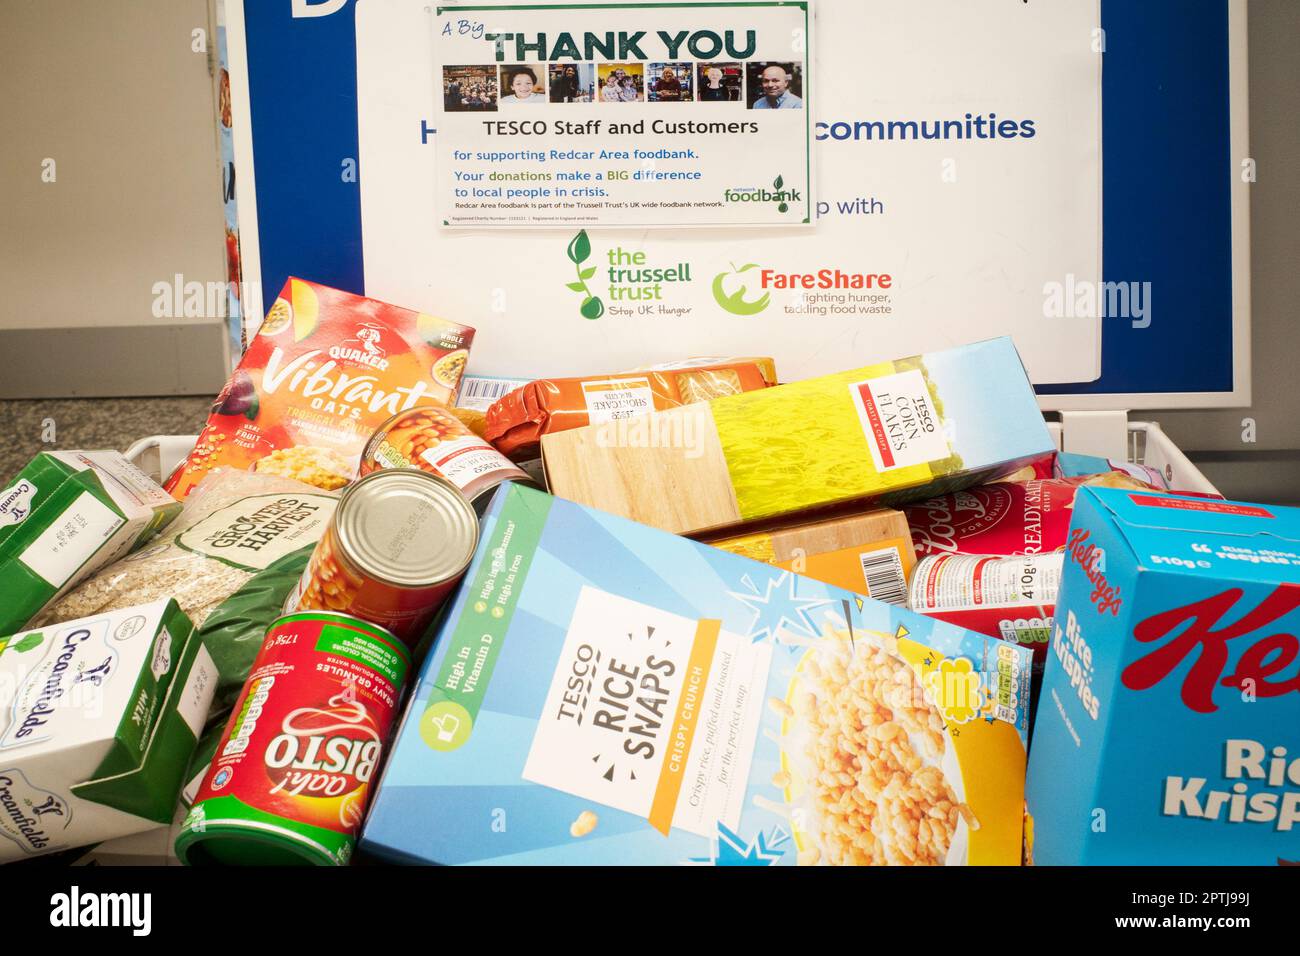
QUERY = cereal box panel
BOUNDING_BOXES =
[361,484,1033,866]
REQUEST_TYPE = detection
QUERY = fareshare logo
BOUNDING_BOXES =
[724,175,799,214]
[712,263,771,316]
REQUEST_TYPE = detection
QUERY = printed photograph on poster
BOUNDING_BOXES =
[598,62,644,102]
[647,62,693,102]
[498,63,548,104]
[548,63,596,102]
[444,65,500,111]
[746,61,804,110]
[433,1,814,228]
[697,62,743,102]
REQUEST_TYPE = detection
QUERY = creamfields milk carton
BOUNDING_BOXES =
[0,599,216,860]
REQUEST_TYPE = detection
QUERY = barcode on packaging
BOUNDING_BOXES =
[858,546,907,605]
[456,376,531,412]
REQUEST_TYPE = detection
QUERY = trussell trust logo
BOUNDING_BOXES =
[562,230,695,320]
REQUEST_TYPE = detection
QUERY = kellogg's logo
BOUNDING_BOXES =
[1067,528,1122,616]
[1122,585,1300,714]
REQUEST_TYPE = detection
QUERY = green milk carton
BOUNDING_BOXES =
[0,451,183,634]
[0,599,217,861]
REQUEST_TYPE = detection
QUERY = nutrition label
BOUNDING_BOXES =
[433,2,813,227]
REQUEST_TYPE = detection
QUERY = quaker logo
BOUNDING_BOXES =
[1122,584,1300,714]
[0,768,72,855]
[912,486,1015,556]
[1066,528,1122,616]
[724,174,799,213]
[330,323,389,370]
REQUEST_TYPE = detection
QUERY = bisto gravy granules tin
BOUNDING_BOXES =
[176,612,410,866]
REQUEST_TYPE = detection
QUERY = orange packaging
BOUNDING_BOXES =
[484,357,777,461]
[703,508,916,605]
[166,277,474,498]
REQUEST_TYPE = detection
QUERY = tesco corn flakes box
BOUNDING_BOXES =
[1025,489,1300,865]
[361,484,1032,866]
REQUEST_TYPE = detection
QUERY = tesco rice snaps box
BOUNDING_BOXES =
[362,484,1033,866]
[1025,490,1300,865]
[0,599,217,861]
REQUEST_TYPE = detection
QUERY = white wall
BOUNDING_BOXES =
[0,0,227,353]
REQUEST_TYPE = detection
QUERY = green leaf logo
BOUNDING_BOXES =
[567,230,592,265]
[562,230,604,319]
[774,175,789,214]
[712,262,771,316]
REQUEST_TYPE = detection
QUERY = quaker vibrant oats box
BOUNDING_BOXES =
[1025,489,1300,865]
[361,484,1033,867]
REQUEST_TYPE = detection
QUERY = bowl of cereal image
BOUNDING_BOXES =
[253,445,353,491]
[431,349,469,389]
[771,619,975,866]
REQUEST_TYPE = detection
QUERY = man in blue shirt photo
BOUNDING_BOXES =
[752,64,803,109]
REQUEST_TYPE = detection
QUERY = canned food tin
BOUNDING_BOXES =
[359,406,540,512]
[908,552,1063,668]
[286,469,479,647]
[176,612,410,866]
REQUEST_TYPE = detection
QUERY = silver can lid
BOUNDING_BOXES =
[334,469,479,588]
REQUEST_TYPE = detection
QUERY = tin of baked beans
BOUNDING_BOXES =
[359,405,541,513]
[175,611,410,866]
[285,469,479,647]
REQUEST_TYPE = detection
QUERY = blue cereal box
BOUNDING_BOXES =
[362,484,1033,866]
[1026,488,1300,865]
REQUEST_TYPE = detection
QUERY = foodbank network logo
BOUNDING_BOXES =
[724,175,800,214]
[712,262,771,316]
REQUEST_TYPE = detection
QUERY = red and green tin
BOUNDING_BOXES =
[175,612,410,866]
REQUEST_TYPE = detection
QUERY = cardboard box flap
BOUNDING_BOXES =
[71,605,215,825]
[1082,488,1300,581]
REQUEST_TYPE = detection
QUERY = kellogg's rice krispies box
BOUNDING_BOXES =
[361,484,1033,866]
[1025,489,1300,865]
[166,278,474,498]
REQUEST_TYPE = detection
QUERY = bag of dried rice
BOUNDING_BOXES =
[32,470,339,628]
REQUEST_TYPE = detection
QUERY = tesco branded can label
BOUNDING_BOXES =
[909,553,1062,666]
[359,406,532,503]
[178,613,410,866]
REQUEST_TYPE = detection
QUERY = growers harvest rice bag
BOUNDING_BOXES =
[34,470,338,628]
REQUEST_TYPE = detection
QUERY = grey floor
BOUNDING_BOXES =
[0,397,214,483]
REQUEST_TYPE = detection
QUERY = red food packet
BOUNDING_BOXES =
[904,473,1157,559]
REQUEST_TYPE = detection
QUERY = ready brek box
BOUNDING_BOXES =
[0,600,217,861]
[362,484,1033,866]
[1025,490,1300,865]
